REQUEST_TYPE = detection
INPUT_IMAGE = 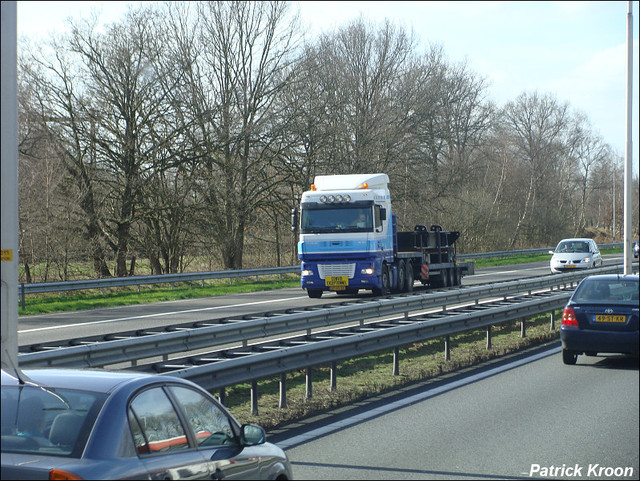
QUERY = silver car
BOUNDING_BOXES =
[549,238,603,274]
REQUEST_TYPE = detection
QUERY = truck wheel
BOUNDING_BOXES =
[373,264,390,296]
[307,289,323,299]
[395,260,406,293]
[405,262,414,293]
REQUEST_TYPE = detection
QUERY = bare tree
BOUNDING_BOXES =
[168,0,299,269]
[501,91,569,248]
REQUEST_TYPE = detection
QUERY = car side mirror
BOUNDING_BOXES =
[241,424,266,446]
[549,250,554,255]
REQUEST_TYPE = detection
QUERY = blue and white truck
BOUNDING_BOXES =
[292,173,474,298]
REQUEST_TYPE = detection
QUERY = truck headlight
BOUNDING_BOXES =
[301,269,314,276]
[361,267,375,275]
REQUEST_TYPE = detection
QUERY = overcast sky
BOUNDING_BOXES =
[16,1,640,173]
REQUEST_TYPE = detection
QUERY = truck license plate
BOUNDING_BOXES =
[326,276,348,287]
[595,315,626,323]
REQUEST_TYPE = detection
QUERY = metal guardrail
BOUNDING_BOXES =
[169,291,571,392]
[457,242,623,260]
[18,244,624,300]
[19,263,632,371]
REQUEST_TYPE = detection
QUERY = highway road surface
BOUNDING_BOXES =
[277,344,639,480]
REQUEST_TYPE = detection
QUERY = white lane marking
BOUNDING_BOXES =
[19,296,308,333]
[472,266,545,277]
[278,345,561,450]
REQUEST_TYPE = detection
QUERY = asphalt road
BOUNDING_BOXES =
[279,344,639,480]
[17,255,627,347]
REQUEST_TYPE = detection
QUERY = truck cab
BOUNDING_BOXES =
[294,174,395,298]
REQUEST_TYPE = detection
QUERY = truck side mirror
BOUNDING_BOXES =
[291,208,299,234]
[380,208,386,221]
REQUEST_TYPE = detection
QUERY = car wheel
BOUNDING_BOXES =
[562,348,578,365]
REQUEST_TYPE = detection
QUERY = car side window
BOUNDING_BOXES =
[129,387,190,455]
[167,386,236,448]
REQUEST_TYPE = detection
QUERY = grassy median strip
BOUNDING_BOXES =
[19,277,301,315]
[222,312,561,429]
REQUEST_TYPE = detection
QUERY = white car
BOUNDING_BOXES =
[549,238,603,273]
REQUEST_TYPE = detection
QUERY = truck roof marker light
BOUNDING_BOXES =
[320,195,327,203]
[358,182,369,189]
[328,195,335,203]
[310,184,317,191]
[344,194,351,202]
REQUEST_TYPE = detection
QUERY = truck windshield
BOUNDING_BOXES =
[301,207,373,234]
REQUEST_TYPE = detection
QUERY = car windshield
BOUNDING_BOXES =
[573,278,639,305]
[555,241,590,253]
[1,385,106,457]
[301,206,373,234]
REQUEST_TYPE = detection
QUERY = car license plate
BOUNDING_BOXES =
[595,315,626,323]
[564,265,576,268]
[325,276,348,287]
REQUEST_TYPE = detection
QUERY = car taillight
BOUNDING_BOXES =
[562,307,579,327]
[49,469,83,480]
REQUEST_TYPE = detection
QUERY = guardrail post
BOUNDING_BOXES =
[486,325,492,350]
[218,388,226,406]
[444,335,450,361]
[305,368,313,399]
[279,373,287,408]
[330,362,337,391]
[550,310,556,331]
[251,380,258,416]
[393,347,399,375]
[520,318,526,337]
[20,283,25,311]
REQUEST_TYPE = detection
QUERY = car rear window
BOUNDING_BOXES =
[573,278,639,304]
[1,385,106,457]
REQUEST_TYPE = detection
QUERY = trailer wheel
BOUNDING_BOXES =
[307,289,323,299]
[405,262,414,293]
[440,270,449,288]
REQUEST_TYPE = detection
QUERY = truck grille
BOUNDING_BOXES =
[318,263,356,279]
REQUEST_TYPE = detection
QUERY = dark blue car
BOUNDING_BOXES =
[560,274,639,365]
[1,369,292,480]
